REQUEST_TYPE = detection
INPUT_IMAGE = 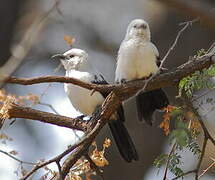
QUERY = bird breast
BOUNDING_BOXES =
[64,71,105,116]
[116,39,159,82]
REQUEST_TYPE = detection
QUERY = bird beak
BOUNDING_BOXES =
[51,54,66,60]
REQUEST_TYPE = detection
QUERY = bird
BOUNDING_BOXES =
[52,48,138,162]
[115,19,169,125]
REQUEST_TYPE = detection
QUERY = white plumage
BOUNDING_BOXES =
[115,19,169,125]
[60,49,104,116]
[52,48,139,162]
[115,19,159,82]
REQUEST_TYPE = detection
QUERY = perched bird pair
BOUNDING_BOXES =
[52,19,169,162]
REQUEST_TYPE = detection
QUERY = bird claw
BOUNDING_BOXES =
[77,115,85,120]
[120,79,127,84]
[160,67,168,71]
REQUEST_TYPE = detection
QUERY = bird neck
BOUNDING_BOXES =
[65,62,93,77]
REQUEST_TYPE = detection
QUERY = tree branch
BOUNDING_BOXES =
[54,92,120,180]
[182,96,215,179]
[195,134,208,180]
[4,50,215,98]
[0,150,36,165]
[1,102,87,131]
[163,143,177,180]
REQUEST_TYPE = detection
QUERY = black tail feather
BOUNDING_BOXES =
[136,88,169,125]
[108,119,138,162]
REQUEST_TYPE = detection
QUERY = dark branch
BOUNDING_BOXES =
[4,51,215,98]
[2,103,87,132]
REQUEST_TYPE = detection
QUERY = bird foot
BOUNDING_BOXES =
[77,115,85,120]
[160,67,168,72]
[120,79,127,84]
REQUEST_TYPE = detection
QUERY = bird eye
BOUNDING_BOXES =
[134,25,137,28]
[69,55,75,58]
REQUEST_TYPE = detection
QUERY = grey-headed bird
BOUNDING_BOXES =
[52,48,138,162]
[115,19,169,125]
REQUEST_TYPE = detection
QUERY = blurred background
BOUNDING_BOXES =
[0,0,215,179]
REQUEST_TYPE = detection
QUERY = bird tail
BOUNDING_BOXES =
[136,88,169,125]
[108,113,138,162]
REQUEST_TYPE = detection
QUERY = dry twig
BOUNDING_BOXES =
[0,150,36,165]
[163,143,177,180]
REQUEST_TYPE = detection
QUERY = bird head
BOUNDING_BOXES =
[125,19,151,41]
[52,48,88,71]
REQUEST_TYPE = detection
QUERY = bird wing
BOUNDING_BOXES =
[149,42,161,67]
[90,74,125,122]
[91,74,138,162]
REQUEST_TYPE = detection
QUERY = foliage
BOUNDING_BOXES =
[178,65,215,98]
[154,154,168,168]
[154,152,184,177]
[156,102,202,178]
[187,140,201,157]
[178,49,215,98]
[64,138,111,180]
[168,153,184,177]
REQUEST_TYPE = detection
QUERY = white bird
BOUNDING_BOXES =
[115,19,169,125]
[52,48,138,162]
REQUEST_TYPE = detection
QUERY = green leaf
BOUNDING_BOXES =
[175,119,188,129]
[170,107,183,118]
[178,64,215,98]
[153,154,168,168]
[168,153,184,177]
[171,129,189,147]
[187,140,201,157]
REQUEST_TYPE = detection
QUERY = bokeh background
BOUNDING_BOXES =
[0,0,215,179]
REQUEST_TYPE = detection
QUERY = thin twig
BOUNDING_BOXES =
[163,143,177,180]
[187,99,215,146]
[171,170,196,180]
[21,138,84,180]
[142,19,192,91]
[195,135,208,179]
[198,158,215,179]
[21,115,102,180]
[38,102,59,114]
[0,150,36,165]
[183,96,215,179]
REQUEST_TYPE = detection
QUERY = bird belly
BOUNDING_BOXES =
[116,46,139,82]
[136,48,159,78]
[65,84,105,116]
[116,41,159,82]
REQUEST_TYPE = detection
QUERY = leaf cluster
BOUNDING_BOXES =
[178,49,215,98]
[154,153,184,177]
[178,65,215,98]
